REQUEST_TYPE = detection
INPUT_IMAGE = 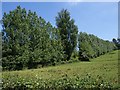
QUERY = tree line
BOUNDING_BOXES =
[78,32,117,61]
[1,6,117,70]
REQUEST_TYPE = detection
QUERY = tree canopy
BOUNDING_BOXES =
[1,6,117,70]
[2,6,64,70]
[78,32,116,61]
[56,9,78,60]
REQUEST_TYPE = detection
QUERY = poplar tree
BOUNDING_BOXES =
[56,9,78,60]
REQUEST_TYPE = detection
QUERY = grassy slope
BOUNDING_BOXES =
[2,50,119,86]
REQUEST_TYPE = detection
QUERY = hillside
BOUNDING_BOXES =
[2,50,119,89]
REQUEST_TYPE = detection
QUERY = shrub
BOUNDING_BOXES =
[2,74,119,89]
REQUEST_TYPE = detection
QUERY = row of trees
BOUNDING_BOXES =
[78,32,117,61]
[2,6,117,70]
[2,6,78,70]
[2,6,65,70]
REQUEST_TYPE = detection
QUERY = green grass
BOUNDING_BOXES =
[2,50,119,89]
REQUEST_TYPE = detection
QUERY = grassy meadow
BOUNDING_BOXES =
[2,50,119,89]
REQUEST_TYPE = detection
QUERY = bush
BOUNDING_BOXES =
[79,52,89,61]
[2,73,119,89]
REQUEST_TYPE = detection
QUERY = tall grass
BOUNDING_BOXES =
[2,50,119,89]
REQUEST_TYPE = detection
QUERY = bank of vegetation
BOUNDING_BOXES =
[2,6,117,71]
[2,50,119,89]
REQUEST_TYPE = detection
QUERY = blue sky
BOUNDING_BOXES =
[1,2,118,41]
[0,2,1,18]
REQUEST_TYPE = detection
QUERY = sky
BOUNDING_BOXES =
[0,2,2,31]
[1,2,118,41]
[1,0,119,2]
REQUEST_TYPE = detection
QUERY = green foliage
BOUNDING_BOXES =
[1,5,119,90]
[78,32,116,60]
[2,6,64,70]
[2,50,119,89]
[56,9,78,60]
[3,74,119,90]
[2,6,117,70]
